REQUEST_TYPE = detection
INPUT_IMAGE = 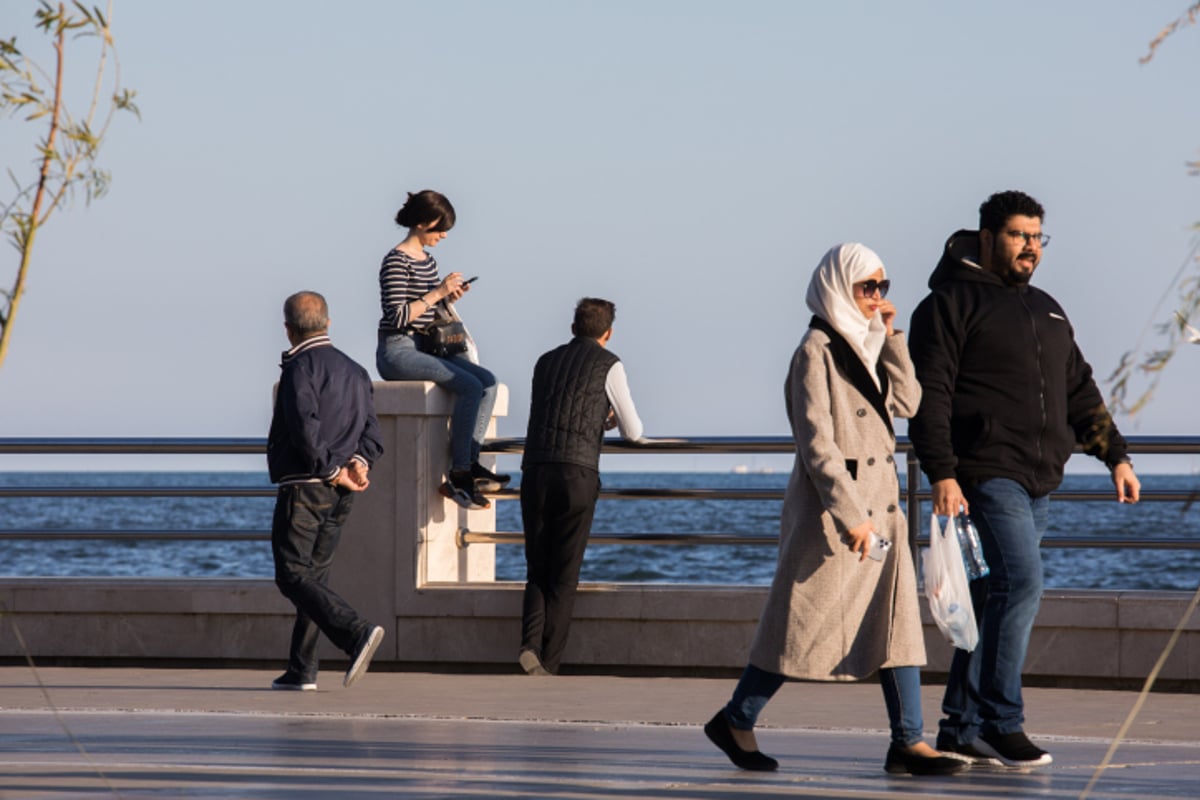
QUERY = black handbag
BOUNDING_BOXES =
[417,301,469,358]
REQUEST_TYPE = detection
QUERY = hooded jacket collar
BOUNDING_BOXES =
[929,229,1010,290]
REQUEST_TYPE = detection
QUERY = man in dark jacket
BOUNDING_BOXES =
[909,191,1141,767]
[518,298,645,675]
[267,291,386,691]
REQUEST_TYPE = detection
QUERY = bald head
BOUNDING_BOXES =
[283,291,329,344]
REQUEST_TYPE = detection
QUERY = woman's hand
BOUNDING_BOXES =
[437,271,470,303]
[877,299,897,335]
[844,520,876,562]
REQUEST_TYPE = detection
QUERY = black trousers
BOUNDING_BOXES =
[271,483,370,680]
[519,463,600,673]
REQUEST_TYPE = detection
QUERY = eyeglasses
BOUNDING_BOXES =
[1005,230,1051,247]
[854,279,891,299]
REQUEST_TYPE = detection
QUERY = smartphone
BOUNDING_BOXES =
[463,276,479,285]
[867,533,892,562]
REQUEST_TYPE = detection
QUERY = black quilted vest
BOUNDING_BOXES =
[522,336,620,470]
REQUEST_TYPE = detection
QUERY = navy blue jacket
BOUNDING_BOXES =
[267,336,384,484]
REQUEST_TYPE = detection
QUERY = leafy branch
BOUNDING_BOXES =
[1106,3,1200,417]
[0,1,139,371]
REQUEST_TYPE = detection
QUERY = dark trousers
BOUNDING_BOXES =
[271,483,369,680]
[520,463,600,673]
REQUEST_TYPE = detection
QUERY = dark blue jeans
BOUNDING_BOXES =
[376,332,498,471]
[271,483,370,680]
[939,478,1049,743]
[725,663,925,746]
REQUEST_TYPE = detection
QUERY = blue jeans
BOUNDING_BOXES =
[939,478,1049,743]
[271,483,371,680]
[376,332,498,470]
[725,663,925,746]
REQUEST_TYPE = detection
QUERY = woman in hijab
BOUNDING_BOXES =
[703,243,966,776]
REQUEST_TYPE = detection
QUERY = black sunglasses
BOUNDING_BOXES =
[854,279,891,299]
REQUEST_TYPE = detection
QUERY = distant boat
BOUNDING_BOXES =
[732,464,775,475]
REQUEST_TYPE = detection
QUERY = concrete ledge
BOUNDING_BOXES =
[2,578,1197,686]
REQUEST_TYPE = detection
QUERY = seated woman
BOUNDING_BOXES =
[375,189,508,509]
[703,243,966,777]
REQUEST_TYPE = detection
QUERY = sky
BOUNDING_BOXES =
[2,1,1199,474]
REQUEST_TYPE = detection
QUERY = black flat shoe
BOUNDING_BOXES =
[884,743,969,776]
[703,710,778,771]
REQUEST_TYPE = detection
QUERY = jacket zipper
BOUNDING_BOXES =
[1019,290,1048,493]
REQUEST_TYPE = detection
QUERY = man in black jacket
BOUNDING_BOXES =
[267,291,386,691]
[518,298,645,676]
[909,191,1140,767]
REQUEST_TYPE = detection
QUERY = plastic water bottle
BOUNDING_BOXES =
[954,513,990,580]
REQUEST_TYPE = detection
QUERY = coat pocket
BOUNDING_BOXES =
[845,459,858,480]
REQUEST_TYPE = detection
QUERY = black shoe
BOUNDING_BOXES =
[470,462,511,492]
[703,710,778,771]
[974,730,1053,767]
[935,734,1003,766]
[440,469,490,510]
[344,625,384,688]
[271,672,316,691]
[884,743,969,775]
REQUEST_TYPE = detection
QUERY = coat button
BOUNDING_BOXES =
[886,454,894,464]
[887,504,897,513]
[856,408,867,417]
[867,457,876,466]
[867,510,873,516]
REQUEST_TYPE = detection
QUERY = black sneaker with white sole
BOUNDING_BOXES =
[271,672,317,691]
[470,461,511,493]
[974,730,1053,767]
[440,469,490,509]
[934,736,1002,767]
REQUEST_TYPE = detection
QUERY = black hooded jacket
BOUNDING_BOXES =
[907,230,1128,498]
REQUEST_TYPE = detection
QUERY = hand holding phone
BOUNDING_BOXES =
[867,532,892,562]
[463,276,479,286]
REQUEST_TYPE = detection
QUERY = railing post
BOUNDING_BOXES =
[324,381,508,660]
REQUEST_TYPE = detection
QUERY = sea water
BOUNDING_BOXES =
[1,471,1197,591]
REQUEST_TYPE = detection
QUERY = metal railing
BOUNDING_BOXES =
[1,436,1199,552]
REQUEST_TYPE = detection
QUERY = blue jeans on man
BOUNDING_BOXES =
[939,478,1049,744]
[272,482,373,681]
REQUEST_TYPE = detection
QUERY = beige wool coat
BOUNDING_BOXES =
[748,322,925,680]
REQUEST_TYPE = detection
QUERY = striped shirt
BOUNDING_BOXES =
[378,249,439,331]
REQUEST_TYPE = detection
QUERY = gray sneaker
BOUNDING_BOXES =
[344,625,384,688]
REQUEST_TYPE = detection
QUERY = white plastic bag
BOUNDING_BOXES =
[922,513,979,652]
[445,303,480,365]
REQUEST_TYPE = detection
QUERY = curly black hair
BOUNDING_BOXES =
[978,190,1045,233]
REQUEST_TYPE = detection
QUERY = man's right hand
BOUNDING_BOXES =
[931,478,968,516]
[332,465,369,492]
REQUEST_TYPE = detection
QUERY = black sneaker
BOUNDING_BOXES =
[974,730,1053,767]
[271,672,316,691]
[470,461,511,492]
[439,469,490,510]
[935,735,1002,766]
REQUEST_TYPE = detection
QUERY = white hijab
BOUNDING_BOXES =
[805,243,888,386]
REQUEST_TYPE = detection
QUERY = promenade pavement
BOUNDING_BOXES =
[1,665,1198,799]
